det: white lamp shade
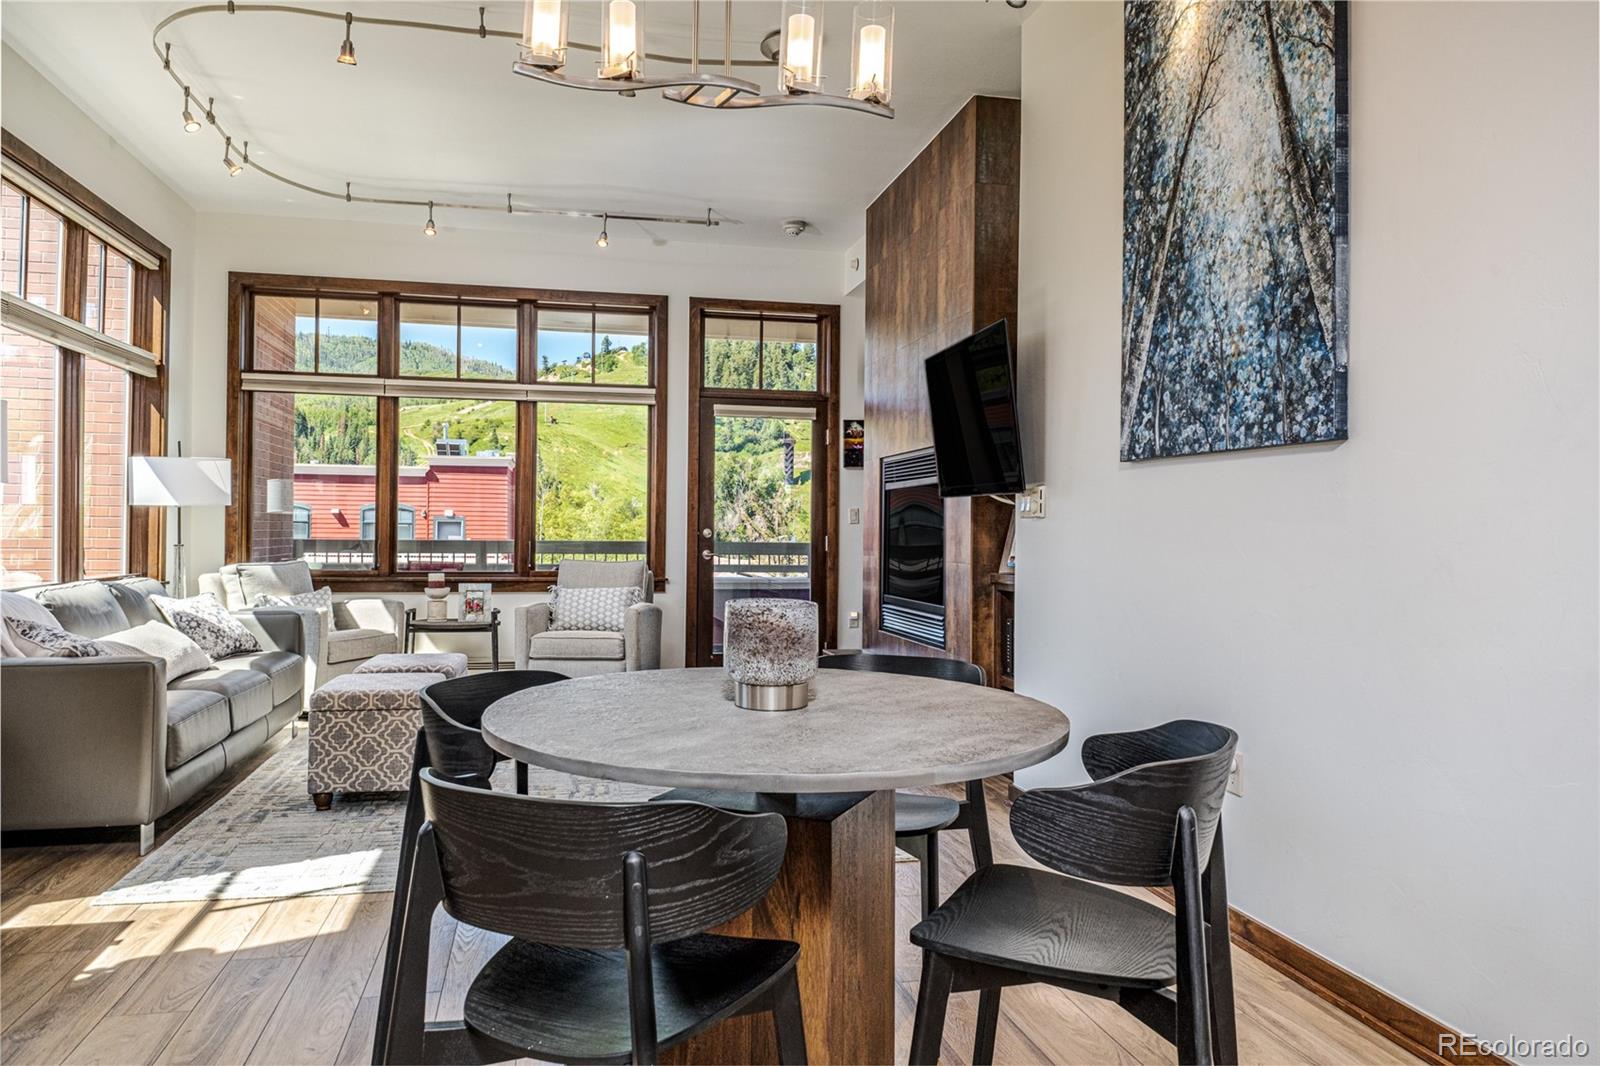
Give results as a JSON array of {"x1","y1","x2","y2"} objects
[
  {"x1": 128, "y1": 456, "x2": 233, "y2": 507},
  {"x1": 265, "y1": 478, "x2": 295, "y2": 514}
]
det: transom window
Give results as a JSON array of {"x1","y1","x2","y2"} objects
[
  {"x1": 231, "y1": 274, "x2": 666, "y2": 588},
  {"x1": 702, "y1": 312, "x2": 820, "y2": 392}
]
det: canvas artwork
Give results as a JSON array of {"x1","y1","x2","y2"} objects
[{"x1": 1122, "y1": 0, "x2": 1348, "y2": 461}]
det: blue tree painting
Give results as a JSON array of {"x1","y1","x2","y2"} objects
[{"x1": 1122, "y1": 0, "x2": 1348, "y2": 461}]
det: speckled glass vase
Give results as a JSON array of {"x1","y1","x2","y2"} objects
[{"x1": 723, "y1": 598, "x2": 819, "y2": 711}]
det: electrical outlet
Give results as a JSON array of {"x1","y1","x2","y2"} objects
[
  {"x1": 1227, "y1": 752, "x2": 1243, "y2": 796},
  {"x1": 848, "y1": 610, "x2": 861, "y2": 629},
  {"x1": 848, "y1": 507, "x2": 861, "y2": 525},
  {"x1": 1017, "y1": 485, "x2": 1046, "y2": 519}
]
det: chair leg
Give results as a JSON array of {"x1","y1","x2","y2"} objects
[
  {"x1": 963, "y1": 779, "x2": 995, "y2": 869},
  {"x1": 1203, "y1": 823, "x2": 1238, "y2": 1065},
  {"x1": 909, "y1": 951, "x2": 955, "y2": 1066},
  {"x1": 515, "y1": 761, "x2": 529, "y2": 795},
  {"x1": 972, "y1": 988, "x2": 1001, "y2": 1066},
  {"x1": 1172, "y1": 807, "x2": 1215, "y2": 1066},
  {"x1": 770, "y1": 966, "x2": 808, "y2": 1065},
  {"x1": 920, "y1": 831, "x2": 941, "y2": 918}
]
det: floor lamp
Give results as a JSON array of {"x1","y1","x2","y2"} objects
[{"x1": 128, "y1": 446, "x2": 232, "y2": 597}]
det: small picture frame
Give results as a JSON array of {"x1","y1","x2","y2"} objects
[
  {"x1": 459, "y1": 582, "x2": 492, "y2": 623},
  {"x1": 842, "y1": 419, "x2": 865, "y2": 469}
]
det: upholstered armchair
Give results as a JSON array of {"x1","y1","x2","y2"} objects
[
  {"x1": 200, "y1": 560, "x2": 405, "y2": 692},
  {"x1": 513, "y1": 560, "x2": 661, "y2": 677}
]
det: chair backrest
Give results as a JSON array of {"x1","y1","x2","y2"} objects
[
  {"x1": 418, "y1": 769, "x2": 788, "y2": 947},
  {"x1": 201, "y1": 561, "x2": 315, "y2": 610},
  {"x1": 1010, "y1": 719, "x2": 1236, "y2": 887},
  {"x1": 818, "y1": 651, "x2": 985, "y2": 686},
  {"x1": 419, "y1": 670, "x2": 569, "y2": 783},
  {"x1": 555, "y1": 559, "x2": 653, "y2": 603}
]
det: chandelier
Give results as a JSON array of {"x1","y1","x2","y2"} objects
[{"x1": 516, "y1": 0, "x2": 896, "y2": 118}]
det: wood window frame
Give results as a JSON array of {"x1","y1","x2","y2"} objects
[
  {"x1": 225, "y1": 272, "x2": 668, "y2": 592},
  {"x1": 686, "y1": 297, "x2": 842, "y2": 663},
  {"x1": 1, "y1": 130, "x2": 171, "y2": 586}
]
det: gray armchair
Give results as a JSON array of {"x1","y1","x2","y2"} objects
[
  {"x1": 200, "y1": 560, "x2": 405, "y2": 693},
  {"x1": 514, "y1": 560, "x2": 661, "y2": 677}
]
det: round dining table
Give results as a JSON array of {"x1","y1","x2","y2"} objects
[{"x1": 481, "y1": 666, "x2": 1070, "y2": 1066}]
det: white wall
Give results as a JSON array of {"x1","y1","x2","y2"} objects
[
  {"x1": 1, "y1": 44, "x2": 198, "y2": 549},
  {"x1": 187, "y1": 212, "x2": 864, "y2": 665},
  {"x1": 1014, "y1": 0, "x2": 1598, "y2": 1054}
]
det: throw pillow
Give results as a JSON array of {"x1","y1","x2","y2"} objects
[
  {"x1": 152, "y1": 592, "x2": 262, "y2": 659},
  {"x1": 548, "y1": 585, "x2": 642, "y2": 632},
  {"x1": 253, "y1": 586, "x2": 334, "y2": 613},
  {"x1": 5, "y1": 616, "x2": 112, "y2": 658},
  {"x1": 1, "y1": 591, "x2": 66, "y2": 658},
  {"x1": 96, "y1": 621, "x2": 212, "y2": 682}
]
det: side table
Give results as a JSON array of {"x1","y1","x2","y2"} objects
[{"x1": 403, "y1": 607, "x2": 501, "y2": 671}]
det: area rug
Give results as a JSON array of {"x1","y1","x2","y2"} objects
[{"x1": 93, "y1": 732, "x2": 661, "y2": 905}]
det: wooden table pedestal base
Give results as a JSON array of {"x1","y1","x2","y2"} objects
[{"x1": 665, "y1": 789, "x2": 896, "y2": 1065}]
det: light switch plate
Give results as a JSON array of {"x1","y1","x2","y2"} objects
[
  {"x1": 848, "y1": 507, "x2": 861, "y2": 525},
  {"x1": 848, "y1": 610, "x2": 861, "y2": 629},
  {"x1": 1017, "y1": 485, "x2": 1046, "y2": 519}
]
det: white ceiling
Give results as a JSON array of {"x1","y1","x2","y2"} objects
[{"x1": 2, "y1": 1, "x2": 1023, "y2": 250}]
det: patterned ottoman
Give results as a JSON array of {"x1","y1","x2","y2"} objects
[
  {"x1": 353, "y1": 652, "x2": 469, "y2": 677},
  {"x1": 308, "y1": 671, "x2": 445, "y2": 810}
]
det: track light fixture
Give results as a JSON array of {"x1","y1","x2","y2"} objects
[
  {"x1": 152, "y1": 10, "x2": 732, "y2": 235},
  {"x1": 181, "y1": 87, "x2": 201, "y2": 133},
  {"x1": 337, "y1": 12, "x2": 357, "y2": 65}
]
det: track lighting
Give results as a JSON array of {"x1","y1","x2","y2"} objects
[
  {"x1": 423, "y1": 201, "x2": 437, "y2": 237},
  {"x1": 596, "y1": 214, "x2": 609, "y2": 248},
  {"x1": 181, "y1": 87, "x2": 201, "y2": 132},
  {"x1": 223, "y1": 137, "x2": 243, "y2": 177},
  {"x1": 337, "y1": 12, "x2": 357, "y2": 65}
]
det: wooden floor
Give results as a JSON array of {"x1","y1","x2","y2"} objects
[{"x1": 1, "y1": 736, "x2": 1419, "y2": 1066}]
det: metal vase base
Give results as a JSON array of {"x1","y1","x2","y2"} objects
[{"x1": 734, "y1": 681, "x2": 811, "y2": 712}]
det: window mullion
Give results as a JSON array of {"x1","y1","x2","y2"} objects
[{"x1": 375, "y1": 394, "x2": 398, "y2": 576}]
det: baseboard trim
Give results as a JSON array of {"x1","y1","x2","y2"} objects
[{"x1": 1150, "y1": 886, "x2": 1510, "y2": 1066}]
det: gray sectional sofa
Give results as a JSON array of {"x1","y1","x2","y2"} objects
[{"x1": 0, "y1": 577, "x2": 308, "y2": 853}]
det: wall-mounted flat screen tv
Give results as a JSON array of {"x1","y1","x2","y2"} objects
[{"x1": 924, "y1": 320, "x2": 1026, "y2": 496}]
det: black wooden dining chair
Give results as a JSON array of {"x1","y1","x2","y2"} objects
[
  {"x1": 371, "y1": 670, "x2": 569, "y2": 1063},
  {"x1": 420, "y1": 669, "x2": 569, "y2": 793},
  {"x1": 907, "y1": 719, "x2": 1239, "y2": 1066},
  {"x1": 817, "y1": 653, "x2": 991, "y2": 916},
  {"x1": 376, "y1": 769, "x2": 808, "y2": 1066}
]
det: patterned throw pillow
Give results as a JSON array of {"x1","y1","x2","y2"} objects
[
  {"x1": 253, "y1": 586, "x2": 334, "y2": 613},
  {"x1": 152, "y1": 592, "x2": 262, "y2": 659},
  {"x1": 548, "y1": 585, "x2": 642, "y2": 632},
  {"x1": 5, "y1": 616, "x2": 113, "y2": 658}
]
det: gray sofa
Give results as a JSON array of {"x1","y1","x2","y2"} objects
[
  {"x1": 0, "y1": 577, "x2": 307, "y2": 853},
  {"x1": 200, "y1": 561, "x2": 405, "y2": 692},
  {"x1": 512, "y1": 559, "x2": 662, "y2": 677}
]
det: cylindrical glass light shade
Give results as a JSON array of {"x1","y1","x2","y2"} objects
[
  {"x1": 600, "y1": 0, "x2": 643, "y2": 79},
  {"x1": 850, "y1": 3, "x2": 893, "y2": 105},
  {"x1": 779, "y1": 1, "x2": 824, "y2": 94},
  {"x1": 522, "y1": 0, "x2": 568, "y2": 68}
]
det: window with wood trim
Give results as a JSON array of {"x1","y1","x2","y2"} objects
[
  {"x1": 229, "y1": 274, "x2": 666, "y2": 589},
  {"x1": 0, "y1": 133, "x2": 170, "y2": 590}
]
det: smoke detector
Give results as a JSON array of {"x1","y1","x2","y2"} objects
[{"x1": 781, "y1": 219, "x2": 810, "y2": 238}]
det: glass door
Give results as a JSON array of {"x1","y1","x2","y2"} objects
[{"x1": 693, "y1": 404, "x2": 826, "y2": 665}]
